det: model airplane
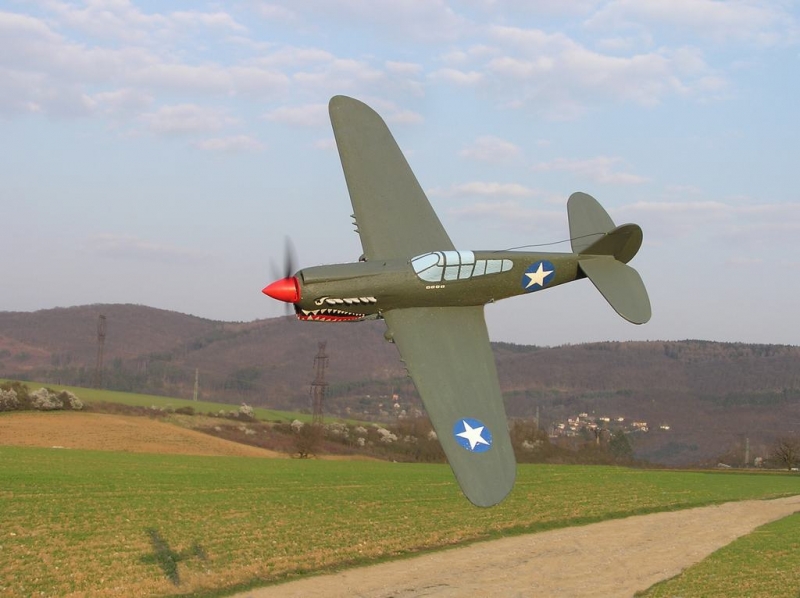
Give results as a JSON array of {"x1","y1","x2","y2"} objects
[{"x1": 263, "y1": 95, "x2": 651, "y2": 507}]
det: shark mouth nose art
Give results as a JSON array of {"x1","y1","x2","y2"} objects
[{"x1": 297, "y1": 308, "x2": 366, "y2": 322}]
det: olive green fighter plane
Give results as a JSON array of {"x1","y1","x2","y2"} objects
[{"x1": 263, "y1": 95, "x2": 651, "y2": 507}]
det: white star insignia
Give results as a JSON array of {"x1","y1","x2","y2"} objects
[
  {"x1": 524, "y1": 263, "x2": 553, "y2": 289},
  {"x1": 456, "y1": 420, "x2": 490, "y2": 450}
]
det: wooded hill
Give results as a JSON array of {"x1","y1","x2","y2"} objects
[{"x1": 2, "y1": 304, "x2": 799, "y2": 466}]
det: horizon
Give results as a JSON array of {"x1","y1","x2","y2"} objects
[
  {"x1": 3, "y1": 301, "x2": 798, "y2": 349},
  {"x1": 2, "y1": 2, "x2": 798, "y2": 346}
]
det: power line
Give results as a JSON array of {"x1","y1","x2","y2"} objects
[{"x1": 93, "y1": 314, "x2": 106, "y2": 388}]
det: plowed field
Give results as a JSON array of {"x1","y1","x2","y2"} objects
[{"x1": 0, "y1": 411, "x2": 283, "y2": 458}]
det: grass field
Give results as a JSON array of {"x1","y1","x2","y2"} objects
[
  {"x1": 1, "y1": 446, "x2": 798, "y2": 598},
  {"x1": 0, "y1": 379, "x2": 311, "y2": 423},
  {"x1": 639, "y1": 513, "x2": 800, "y2": 598}
]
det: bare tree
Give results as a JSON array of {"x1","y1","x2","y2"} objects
[
  {"x1": 771, "y1": 436, "x2": 800, "y2": 471},
  {"x1": 295, "y1": 423, "x2": 322, "y2": 459}
]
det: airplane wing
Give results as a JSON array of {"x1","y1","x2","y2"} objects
[
  {"x1": 329, "y1": 95, "x2": 455, "y2": 261},
  {"x1": 383, "y1": 306, "x2": 516, "y2": 507}
]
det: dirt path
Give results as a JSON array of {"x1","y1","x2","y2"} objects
[{"x1": 230, "y1": 495, "x2": 800, "y2": 598}]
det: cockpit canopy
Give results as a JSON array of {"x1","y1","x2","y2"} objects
[{"x1": 411, "y1": 251, "x2": 512, "y2": 283}]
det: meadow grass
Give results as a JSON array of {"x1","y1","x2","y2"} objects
[
  {"x1": 639, "y1": 512, "x2": 800, "y2": 598},
  {"x1": 0, "y1": 379, "x2": 309, "y2": 423},
  {"x1": 1, "y1": 446, "x2": 798, "y2": 597}
]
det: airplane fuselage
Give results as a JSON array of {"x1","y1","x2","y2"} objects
[{"x1": 291, "y1": 250, "x2": 582, "y2": 321}]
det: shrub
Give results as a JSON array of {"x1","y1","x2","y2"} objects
[
  {"x1": 0, "y1": 381, "x2": 31, "y2": 410},
  {"x1": 376, "y1": 428, "x2": 397, "y2": 444},
  {"x1": 0, "y1": 382, "x2": 84, "y2": 413},
  {"x1": 326, "y1": 422, "x2": 348, "y2": 439},
  {"x1": 0, "y1": 388, "x2": 19, "y2": 412},
  {"x1": 238, "y1": 403, "x2": 255, "y2": 421},
  {"x1": 58, "y1": 391, "x2": 84, "y2": 411},
  {"x1": 31, "y1": 388, "x2": 63, "y2": 411}
]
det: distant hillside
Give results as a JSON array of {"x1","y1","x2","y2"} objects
[{"x1": 2, "y1": 304, "x2": 799, "y2": 466}]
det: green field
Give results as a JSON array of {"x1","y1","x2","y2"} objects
[
  {"x1": 639, "y1": 513, "x2": 800, "y2": 598},
  {"x1": 1, "y1": 446, "x2": 798, "y2": 597},
  {"x1": 0, "y1": 379, "x2": 312, "y2": 423}
]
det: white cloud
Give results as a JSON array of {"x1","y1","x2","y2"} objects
[
  {"x1": 130, "y1": 63, "x2": 288, "y2": 96},
  {"x1": 533, "y1": 156, "x2": 649, "y2": 185},
  {"x1": 386, "y1": 61, "x2": 423, "y2": 76},
  {"x1": 193, "y1": 135, "x2": 265, "y2": 152},
  {"x1": 459, "y1": 136, "x2": 521, "y2": 162},
  {"x1": 263, "y1": 103, "x2": 329, "y2": 127},
  {"x1": 440, "y1": 45, "x2": 499, "y2": 66},
  {"x1": 430, "y1": 68, "x2": 483, "y2": 85},
  {"x1": 0, "y1": 7, "x2": 287, "y2": 121},
  {"x1": 459, "y1": 0, "x2": 603, "y2": 18},
  {"x1": 263, "y1": 0, "x2": 471, "y2": 43},
  {"x1": 430, "y1": 181, "x2": 539, "y2": 198},
  {"x1": 594, "y1": 32, "x2": 655, "y2": 52},
  {"x1": 313, "y1": 137, "x2": 337, "y2": 150},
  {"x1": 293, "y1": 58, "x2": 386, "y2": 95},
  {"x1": 42, "y1": 1, "x2": 247, "y2": 43},
  {"x1": 91, "y1": 88, "x2": 154, "y2": 117},
  {"x1": 250, "y1": 3, "x2": 299, "y2": 23},
  {"x1": 387, "y1": 109, "x2": 424, "y2": 124},
  {"x1": 141, "y1": 104, "x2": 238, "y2": 135},
  {"x1": 587, "y1": 0, "x2": 795, "y2": 46},
  {"x1": 252, "y1": 46, "x2": 334, "y2": 69},
  {"x1": 448, "y1": 200, "x2": 563, "y2": 234},
  {"x1": 169, "y1": 11, "x2": 248, "y2": 33},
  {"x1": 623, "y1": 199, "x2": 800, "y2": 246},
  {"x1": 40, "y1": 0, "x2": 167, "y2": 43},
  {"x1": 437, "y1": 24, "x2": 729, "y2": 117}
]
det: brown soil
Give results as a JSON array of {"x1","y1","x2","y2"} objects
[
  {"x1": 229, "y1": 495, "x2": 800, "y2": 598},
  {"x1": 0, "y1": 411, "x2": 284, "y2": 458}
]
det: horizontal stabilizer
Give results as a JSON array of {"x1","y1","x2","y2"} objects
[
  {"x1": 580, "y1": 223, "x2": 643, "y2": 264},
  {"x1": 579, "y1": 257, "x2": 651, "y2": 324}
]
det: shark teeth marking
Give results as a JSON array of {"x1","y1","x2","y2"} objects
[{"x1": 297, "y1": 308, "x2": 366, "y2": 322}]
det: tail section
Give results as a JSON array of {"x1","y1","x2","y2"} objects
[{"x1": 567, "y1": 192, "x2": 651, "y2": 325}]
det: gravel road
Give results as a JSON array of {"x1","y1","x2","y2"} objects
[{"x1": 230, "y1": 495, "x2": 800, "y2": 598}]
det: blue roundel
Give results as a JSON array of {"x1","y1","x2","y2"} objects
[
  {"x1": 521, "y1": 260, "x2": 556, "y2": 292},
  {"x1": 453, "y1": 418, "x2": 493, "y2": 453}
]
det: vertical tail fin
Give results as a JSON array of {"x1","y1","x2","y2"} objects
[{"x1": 567, "y1": 192, "x2": 615, "y2": 253}]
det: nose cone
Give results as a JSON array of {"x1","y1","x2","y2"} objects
[{"x1": 262, "y1": 276, "x2": 301, "y2": 303}]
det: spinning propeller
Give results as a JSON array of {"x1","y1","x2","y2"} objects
[{"x1": 263, "y1": 238, "x2": 301, "y2": 313}]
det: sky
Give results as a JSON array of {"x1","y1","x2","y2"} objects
[{"x1": 1, "y1": 0, "x2": 799, "y2": 347}]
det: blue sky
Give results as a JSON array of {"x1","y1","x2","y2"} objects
[{"x1": 1, "y1": 0, "x2": 798, "y2": 346}]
